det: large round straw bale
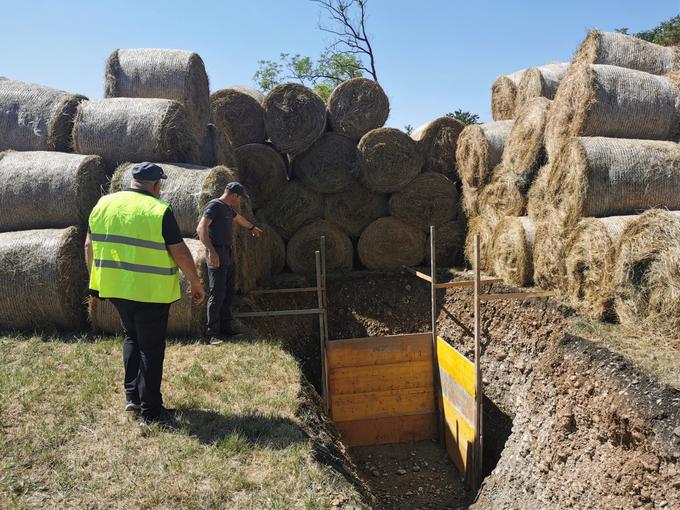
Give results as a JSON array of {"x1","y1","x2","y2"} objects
[
  {"x1": 427, "y1": 218, "x2": 466, "y2": 267},
  {"x1": 230, "y1": 199, "x2": 258, "y2": 294},
  {"x1": 199, "y1": 124, "x2": 237, "y2": 168},
  {"x1": 263, "y1": 83, "x2": 326, "y2": 154},
  {"x1": 613, "y1": 209, "x2": 680, "y2": 337},
  {"x1": 388, "y1": 172, "x2": 459, "y2": 231},
  {"x1": 526, "y1": 163, "x2": 555, "y2": 222},
  {"x1": 233, "y1": 143, "x2": 288, "y2": 209},
  {"x1": 491, "y1": 69, "x2": 526, "y2": 121},
  {"x1": 572, "y1": 30, "x2": 680, "y2": 75},
  {"x1": 544, "y1": 64, "x2": 680, "y2": 158},
  {"x1": 105, "y1": 48, "x2": 209, "y2": 141},
  {"x1": 358, "y1": 127, "x2": 423, "y2": 193},
  {"x1": 477, "y1": 174, "x2": 526, "y2": 217},
  {"x1": 0, "y1": 151, "x2": 107, "y2": 231},
  {"x1": 490, "y1": 216, "x2": 535, "y2": 286},
  {"x1": 88, "y1": 238, "x2": 208, "y2": 337},
  {"x1": 461, "y1": 184, "x2": 480, "y2": 219},
  {"x1": 327, "y1": 78, "x2": 390, "y2": 140},
  {"x1": 464, "y1": 214, "x2": 499, "y2": 272},
  {"x1": 323, "y1": 183, "x2": 388, "y2": 237},
  {"x1": 256, "y1": 180, "x2": 324, "y2": 239},
  {"x1": 563, "y1": 215, "x2": 635, "y2": 320},
  {"x1": 0, "y1": 78, "x2": 86, "y2": 152},
  {"x1": 286, "y1": 219, "x2": 353, "y2": 275},
  {"x1": 210, "y1": 88, "x2": 266, "y2": 147},
  {"x1": 0, "y1": 227, "x2": 87, "y2": 331},
  {"x1": 72, "y1": 98, "x2": 196, "y2": 167},
  {"x1": 111, "y1": 162, "x2": 235, "y2": 236},
  {"x1": 410, "y1": 116, "x2": 465, "y2": 179},
  {"x1": 516, "y1": 63, "x2": 569, "y2": 107},
  {"x1": 532, "y1": 220, "x2": 569, "y2": 290},
  {"x1": 457, "y1": 121, "x2": 514, "y2": 189},
  {"x1": 230, "y1": 86, "x2": 265, "y2": 104},
  {"x1": 292, "y1": 132, "x2": 359, "y2": 193},
  {"x1": 549, "y1": 137, "x2": 680, "y2": 227},
  {"x1": 358, "y1": 217, "x2": 426, "y2": 269},
  {"x1": 254, "y1": 223, "x2": 286, "y2": 285}
]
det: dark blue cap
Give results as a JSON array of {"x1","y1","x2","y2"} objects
[
  {"x1": 131, "y1": 162, "x2": 167, "y2": 181},
  {"x1": 226, "y1": 181, "x2": 250, "y2": 199}
]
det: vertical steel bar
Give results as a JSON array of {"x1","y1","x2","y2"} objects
[
  {"x1": 320, "y1": 236, "x2": 330, "y2": 415},
  {"x1": 473, "y1": 234, "x2": 483, "y2": 491},
  {"x1": 430, "y1": 226, "x2": 444, "y2": 446},
  {"x1": 315, "y1": 250, "x2": 329, "y2": 414}
]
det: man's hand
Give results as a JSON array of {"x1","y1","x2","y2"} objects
[
  {"x1": 208, "y1": 249, "x2": 220, "y2": 268},
  {"x1": 250, "y1": 226, "x2": 264, "y2": 238},
  {"x1": 190, "y1": 281, "x2": 206, "y2": 305}
]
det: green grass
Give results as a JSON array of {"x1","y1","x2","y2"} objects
[{"x1": 0, "y1": 334, "x2": 366, "y2": 509}]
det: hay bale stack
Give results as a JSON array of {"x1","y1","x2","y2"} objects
[
  {"x1": 490, "y1": 216, "x2": 535, "y2": 286},
  {"x1": 0, "y1": 78, "x2": 86, "y2": 152},
  {"x1": 230, "y1": 199, "x2": 258, "y2": 294},
  {"x1": 327, "y1": 78, "x2": 390, "y2": 140},
  {"x1": 457, "y1": 121, "x2": 514, "y2": 190},
  {"x1": 532, "y1": 220, "x2": 569, "y2": 290},
  {"x1": 548, "y1": 137, "x2": 680, "y2": 227},
  {"x1": 613, "y1": 209, "x2": 680, "y2": 337},
  {"x1": 410, "y1": 116, "x2": 465, "y2": 180},
  {"x1": 516, "y1": 63, "x2": 569, "y2": 107},
  {"x1": 210, "y1": 88, "x2": 266, "y2": 147},
  {"x1": 358, "y1": 128, "x2": 423, "y2": 193},
  {"x1": 461, "y1": 184, "x2": 481, "y2": 219},
  {"x1": 257, "y1": 180, "x2": 324, "y2": 239},
  {"x1": 544, "y1": 64, "x2": 680, "y2": 158},
  {"x1": 563, "y1": 215, "x2": 635, "y2": 320},
  {"x1": 234, "y1": 143, "x2": 288, "y2": 209},
  {"x1": 111, "y1": 162, "x2": 235, "y2": 236},
  {"x1": 323, "y1": 183, "x2": 388, "y2": 238},
  {"x1": 526, "y1": 163, "x2": 554, "y2": 221},
  {"x1": 572, "y1": 30, "x2": 680, "y2": 74},
  {"x1": 72, "y1": 98, "x2": 196, "y2": 167},
  {"x1": 263, "y1": 83, "x2": 326, "y2": 154},
  {"x1": 292, "y1": 132, "x2": 359, "y2": 193},
  {"x1": 477, "y1": 174, "x2": 526, "y2": 217},
  {"x1": 254, "y1": 224, "x2": 286, "y2": 285},
  {"x1": 0, "y1": 151, "x2": 107, "y2": 231},
  {"x1": 358, "y1": 217, "x2": 426, "y2": 269},
  {"x1": 491, "y1": 69, "x2": 526, "y2": 120},
  {"x1": 199, "y1": 124, "x2": 237, "y2": 168},
  {"x1": 389, "y1": 172, "x2": 459, "y2": 231},
  {"x1": 464, "y1": 215, "x2": 499, "y2": 272},
  {"x1": 286, "y1": 220, "x2": 353, "y2": 275},
  {"x1": 105, "y1": 48, "x2": 209, "y2": 140},
  {"x1": 88, "y1": 238, "x2": 208, "y2": 336},
  {"x1": 427, "y1": 218, "x2": 466, "y2": 267},
  {"x1": 230, "y1": 86, "x2": 265, "y2": 104},
  {"x1": 0, "y1": 227, "x2": 87, "y2": 331}
]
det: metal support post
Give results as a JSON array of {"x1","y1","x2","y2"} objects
[
  {"x1": 430, "y1": 226, "x2": 445, "y2": 446},
  {"x1": 473, "y1": 234, "x2": 483, "y2": 491}
]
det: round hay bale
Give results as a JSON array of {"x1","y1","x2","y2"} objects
[
  {"x1": 461, "y1": 184, "x2": 480, "y2": 219},
  {"x1": 0, "y1": 78, "x2": 86, "y2": 152},
  {"x1": 88, "y1": 238, "x2": 209, "y2": 337},
  {"x1": 263, "y1": 83, "x2": 326, "y2": 154},
  {"x1": 526, "y1": 163, "x2": 555, "y2": 222},
  {"x1": 199, "y1": 124, "x2": 238, "y2": 168},
  {"x1": 323, "y1": 183, "x2": 388, "y2": 238},
  {"x1": 105, "y1": 48, "x2": 210, "y2": 141},
  {"x1": 613, "y1": 209, "x2": 680, "y2": 337},
  {"x1": 516, "y1": 63, "x2": 569, "y2": 107},
  {"x1": 426, "y1": 218, "x2": 466, "y2": 267},
  {"x1": 111, "y1": 162, "x2": 236, "y2": 236},
  {"x1": 230, "y1": 86, "x2": 265, "y2": 104},
  {"x1": 358, "y1": 217, "x2": 426, "y2": 269},
  {"x1": 457, "y1": 121, "x2": 514, "y2": 189},
  {"x1": 544, "y1": 64, "x2": 680, "y2": 158},
  {"x1": 256, "y1": 180, "x2": 324, "y2": 239},
  {"x1": 292, "y1": 132, "x2": 359, "y2": 193},
  {"x1": 72, "y1": 98, "x2": 196, "y2": 167},
  {"x1": 532, "y1": 220, "x2": 569, "y2": 290},
  {"x1": 410, "y1": 116, "x2": 465, "y2": 180},
  {"x1": 254, "y1": 223, "x2": 286, "y2": 285},
  {"x1": 388, "y1": 172, "x2": 459, "y2": 231},
  {"x1": 477, "y1": 173, "x2": 526, "y2": 217},
  {"x1": 358, "y1": 127, "x2": 423, "y2": 193},
  {"x1": 549, "y1": 137, "x2": 680, "y2": 227},
  {"x1": 572, "y1": 30, "x2": 680, "y2": 75},
  {"x1": 327, "y1": 78, "x2": 390, "y2": 140},
  {"x1": 286, "y1": 219, "x2": 353, "y2": 275},
  {"x1": 0, "y1": 151, "x2": 107, "y2": 231},
  {"x1": 210, "y1": 88, "x2": 266, "y2": 147},
  {"x1": 233, "y1": 143, "x2": 288, "y2": 209},
  {"x1": 490, "y1": 216, "x2": 535, "y2": 286},
  {"x1": 464, "y1": 214, "x2": 499, "y2": 272},
  {"x1": 491, "y1": 69, "x2": 526, "y2": 121},
  {"x1": 0, "y1": 227, "x2": 87, "y2": 331},
  {"x1": 229, "y1": 199, "x2": 258, "y2": 294},
  {"x1": 563, "y1": 215, "x2": 635, "y2": 320}
]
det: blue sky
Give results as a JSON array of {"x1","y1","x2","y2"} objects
[{"x1": 1, "y1": 0, "x2": 678, "y2": 129}]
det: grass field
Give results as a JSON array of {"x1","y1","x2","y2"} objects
[{"x1": 0, "y1": 334, "x2": 367, "y2": 509}]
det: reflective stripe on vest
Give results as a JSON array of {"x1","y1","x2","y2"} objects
[{"x1": 88, "y1": 191, "x2": 181, "y2": 303}]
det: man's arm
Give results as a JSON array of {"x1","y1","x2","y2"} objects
[
  {"x1": 84, "y1": 232, "x2": 93, "y2": 274},
  {"x1": 196, "y1": 216, "x2": 220, "y2": 267},
  {"x1": 167, "y1": 242, "x2": 206, "y2": 304},
  {"x1": 234, "y1": 214, "x2": 264, "y2": 237}
]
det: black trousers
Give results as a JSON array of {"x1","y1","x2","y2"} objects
[
  {"x1": 206, "y1": 245, "x2": 236, "y2": 336},
  {"x1": 110, "y1": 298, "x2": 170, "y2": 419}
]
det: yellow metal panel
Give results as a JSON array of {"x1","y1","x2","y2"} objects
[
  {"x1": 331, "y1": 387, "x2": 435, "y2": 422},
  {"x1": 329, "y1": 360, "x2": 433, "y2": 395},
  {"x1": 436, "y1": 337, "x2": 475, "y2": 397}
]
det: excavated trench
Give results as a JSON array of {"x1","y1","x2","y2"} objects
[{"x1": 242, "y1": 270, "x2": 680, "y2": 509}]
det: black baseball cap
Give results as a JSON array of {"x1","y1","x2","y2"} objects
[
  {"x1": 131, "y1": 162, "x2": 168, "y2": 181},
  {"x1": 226, "y1": 181, "x2": 250, "y2": 199}
]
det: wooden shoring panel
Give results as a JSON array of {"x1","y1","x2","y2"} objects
[
  {"x1": 335, "y1": 413, "x2": 437, "y2": 447},
  {"x1": 331, "y1": 387, "x2": 435, "y2": 422},
  {"x1": 326, "y1": 333, "x2": 432, "y2": 369},
  {"x1": 329, "y1": 360, "x2": 433, "y2": 395}
]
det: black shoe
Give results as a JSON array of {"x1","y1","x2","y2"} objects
[
  {"x1": 139, "y1": 407, "x2": 179, "y2": 431},
  {"x1": 125, "y1": 401, "x2": 141, "y2": 413}
]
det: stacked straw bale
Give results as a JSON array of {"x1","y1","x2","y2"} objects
[
  {"x1": 323, "y1": 183, "x2": 388, "y2": 238},
  {"x1": 327, "y1": 78, "x2": 390, "y2": 140},
  {"x1": 254, "y1": 224, "x2": 286, "y2": 285},
  {"x1": 489, "y1": 216, "x2": 535, "y2": 286},
  {"x1": 526, "y1": 163, "x2": 555, "y2": 221},
  {"x1": 358, "y1": 217, "x2": 426, "y2": 270},
  {"x1": 427, "y1": 218, "x2": 466, "y2": 267},
  {"x1": 199, "y1": 124, "x2": 237, "y2": 168},
  {"x1": 0, "y1": 227, "x2": 87, "y2": 330},
  {"x1": 0, "y1": 151, "x2": 107, "y2": 231},
  {"x1": 210, "y1": 88, "x2": 266, "y2": 147},
  {"x1": 230, "y1": 86, "x2": 265, "y2": 104},
  {"x1": 286, "y1": 220, "x2": 353, "y2": 275},
  {"x1": 257, "y1": 180, "x2": 324, "y2": 240},
  {"x1": 532, "y1": 220, "x2": 569, "y2": 290},
  {"x1": 410, "y1": 116, "x2": 465, "y2": 180},
  {"x1": 491, "y1": 69, "x2": 526, "y2": 120},
  {"x1": 234, "y1": 144, "x2": 288, "y2": 208},
  {"x1": 388, "y1": 172, "x2": 459, "y2": 231},
  {"x1": 516, "y1": 63, "x2": 569, "y2": 107},
  {"x1": 464, "y1": 214, "x2": 499, "y2": 272},
  {"x1": 292, "y1": 132, "x2": 359, "y2": 194},
  {"x1": 0, "y1": 78, "x2": 86, "y2": 152}
]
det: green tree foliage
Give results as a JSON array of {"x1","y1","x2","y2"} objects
[
  {"x1": 404, "y1": 124, "x2": 414, "y2": 135},
  {"x1": 446, "y1": 109, "x2": 480, "y2": 126},
  {"x1": 615, "y1": 14, "x2": 680, "y2": 46}
]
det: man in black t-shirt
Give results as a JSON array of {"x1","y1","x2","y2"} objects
[{"x1": 196, "y1": 182, "x2": 263, "y2": 342}]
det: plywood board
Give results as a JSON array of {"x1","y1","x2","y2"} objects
[
  {"x1": 336, "y1": 413, "x2": 436, "y2": 446},
  {"x1": 437, "y1": 337, "x2": 475, "y2": 397},
  {"x1": 442, "y1": 396, "x2": 475, "y2": 477},
  {"x1": 331, "y1": 387, "x2": 435, "y2": 422},
  {"x1": 329, "y1": 360, "x2": 433, "y2": 395},
  {"x1": 327, "y1": 333, "x2": 432, "y2": 369}
]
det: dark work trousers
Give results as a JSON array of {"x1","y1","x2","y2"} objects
[
  {"x1": 206, "y1": 245, "x2": 236, "y2": 336},
  {"x1": 110, "y1": 298, "x2": 171, "y2": 419}
]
